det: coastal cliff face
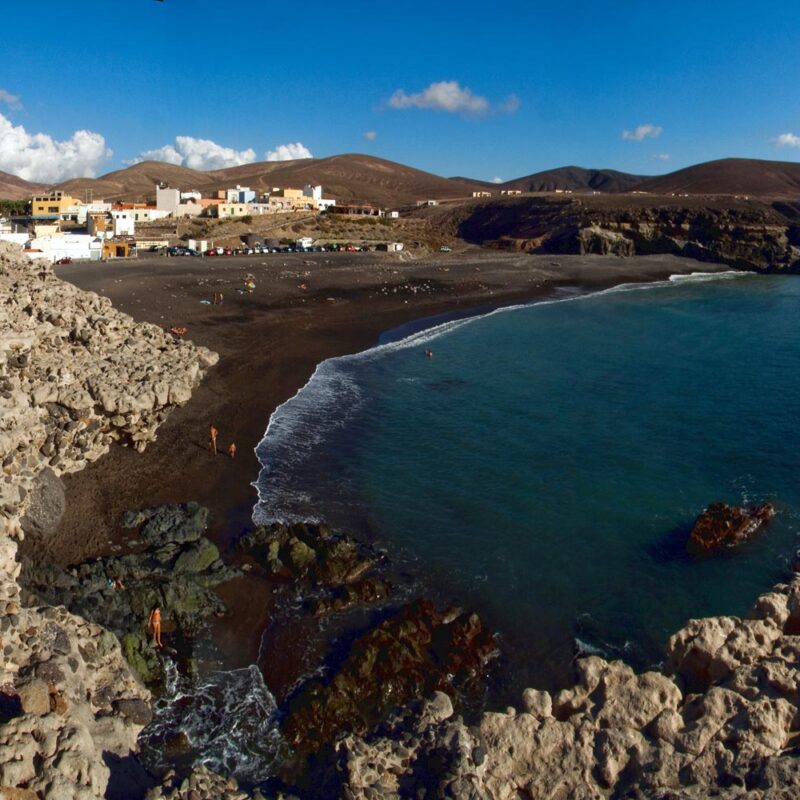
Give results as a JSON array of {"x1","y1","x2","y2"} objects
[
  {"x1": 337, "y1": 578, "x2": 800, "y2": 798},
  {"x1": 437, "y1": 196, "x2": 800, "y2": 273},
  {"x1": 0, "y1": 242, "x2": 217, "y2": 798}
]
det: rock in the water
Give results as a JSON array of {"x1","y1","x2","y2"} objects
[
  {"x1": 282, "y1": 598, "x2": 498, "y2": 756},
  {"x1": 688, "y1": 502, "x2": 776, "y2": 553}
]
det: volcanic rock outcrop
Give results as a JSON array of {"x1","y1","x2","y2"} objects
[
  {"x1": 0, "y1": 242, "x2": 217, "y2": 798},
  {"x1": 437, "y1": 195, "x2": 800, "y2": 272},
  {"x1": 336, "y1": 575, "x2": 800, "y2": 798},
  {"x1": 688, "y1": 502, "x2": 776, "y2": 553}
]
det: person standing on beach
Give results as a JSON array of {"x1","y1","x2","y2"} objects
[
  {"x1": 227, "y1": 442, "x2": 237, "y2": 459},
  {"x1": 209, "y1": 424, "x2": 219, "y2": 455},
  {"x1": 148, "y1": 607, "x2": 162, "y2": 649}
]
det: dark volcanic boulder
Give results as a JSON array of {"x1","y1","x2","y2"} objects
[
  {"x1": 122, "y1": 502, "x2": 209, "y2": 546},
  {"x1": 688, "y1": 502, "x2": 776, "y2": 553},
  {"x1": 282, "y1": 599, "x2": 499, "y2": 755},
  {"x1": 19, "y1": 468, "x2": 66, "y2": 540}
]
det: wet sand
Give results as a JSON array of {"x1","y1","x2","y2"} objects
[{"x1": 39, "y1": 249, "x2": 727, "y2": 673}]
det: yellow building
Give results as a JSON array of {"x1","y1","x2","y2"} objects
[
  {"x1": 211, "y1": 203, "x2": 251, "y2": 218},
  {"x1": 268, "y1": 188, "x2": 315, "y2": 211},
  {"x1": 102, "y1": 240, "x2": 134, "y2": 259},
  {"x1": 31, "y1": 191, "x2": 81, "y2": 217}
]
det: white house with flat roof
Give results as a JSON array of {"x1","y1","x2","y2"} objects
[{"x1": 111, "y1": 210, "x2": 135, "y2": 237}]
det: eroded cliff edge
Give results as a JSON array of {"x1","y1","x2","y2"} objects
[{"x1": 0, "y1": 241, "x2": 218, "y2": 798}]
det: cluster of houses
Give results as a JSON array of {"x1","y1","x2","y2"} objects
[{"x1": 0, "y1": 182, "x2": 352, "y2": 263}]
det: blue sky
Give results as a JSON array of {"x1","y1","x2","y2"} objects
[{"x1": 2, "y1": 0, "x2": 800, "y2": 183}]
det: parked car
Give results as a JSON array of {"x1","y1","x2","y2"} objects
[
  {"x1": 54, "y1": 257, "x2": 72, "y2": 265},
  {"x1": 206, "y1": 248, "x2": 216, "y2": 256},
  {"x1": 223, "y1": 248, "x2": 233, "y2": 255},
  {"x1": 439, "y1": 246, "x2": 452, "y2": 253}
]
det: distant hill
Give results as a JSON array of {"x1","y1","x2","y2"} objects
[
  {"x1": 29, "y1": 155, "x2": 800, "y2": 206},
  {"x1": 56, "y1": 162, "x2": 216, "y2": 203},
  {"x1": 634, "y1": 158, "x2": 800, "y2": 198},
  {"x1": 501, "y1": 166, "x2": 647, "y2": 194},
  {"x1": 0, "y1": 170, "x2": 46, "y2": 200},
  {"x1": 55, "y1": 154, "x2": 491, "y2": 206}
]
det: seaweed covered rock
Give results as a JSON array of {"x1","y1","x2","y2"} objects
[
  {"x1": 688, "y1": 502, "x2": 776, "y2": 553},
  {"x1": 20, "y1": 503, "x2": 239, "y2": 686},
  {"x1": 240, "y1": 522, "x2": 379, "y2": 585},
  {"x1": 282, "y1": 598, "x2": 499, "y2": 755}
]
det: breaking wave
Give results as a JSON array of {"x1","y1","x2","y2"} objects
[{"x1": 139, "y1": 663, "x2": 286, "y2": 784}]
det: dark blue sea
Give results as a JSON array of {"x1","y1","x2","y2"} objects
[{"x1": 254, "y1": 270, "x2": 800, "y2": 692}]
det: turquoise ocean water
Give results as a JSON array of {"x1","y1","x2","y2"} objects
[{"x1": 254, "y1": 271, "x2": 800, "y2": 693}]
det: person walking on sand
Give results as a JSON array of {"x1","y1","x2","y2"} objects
[
  {"x1": 227, "y1": 442, "x2": 237, "y2": 459},
  {"x1": 148, "y1": 607, "x2": 162, "y2": 649},
  {"x1": 209, "y1": 424, "x2": 219, "y2": 455}
]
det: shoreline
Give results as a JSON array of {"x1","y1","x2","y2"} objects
[{"x1": 42, "y1": 251, "x2": 731, "y2": 686}]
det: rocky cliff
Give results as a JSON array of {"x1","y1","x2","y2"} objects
[
  {"x1": 0, "y1": 242, "x2": 217, "y2": 798},
  {"x1": 337, "y1": 576, "x2": 800, "y2": 798},
  {"x1": 436, "y1": 195, "x2": 800, "y2": 273}
]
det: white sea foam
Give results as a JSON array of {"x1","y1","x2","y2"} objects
[
  {"x1": 252, "y1": 267, "x2": 758, "y2": 526},
  {"x1": 574, "y1": 637, "x2": 608, "y2": 658},
  {"x1": 668, "y1": 270, "x2": 750, "y2": 283},
  {"x1": 140, "y1": 664, "x2": 285, "y2": 783}
]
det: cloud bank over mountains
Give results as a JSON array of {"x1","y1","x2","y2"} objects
[
  {"x1": 0, "y1": 113, "x2": 111, "y2": 182},
  {"x1": 127, "y1": 137, "x2": 314, "y2": 169},
  {"x1": 265, "y1": 142, "x2": 313, "y2": 161},
  {"x1": 129, "y1": 136, "x2": 256, "y2": 170}
]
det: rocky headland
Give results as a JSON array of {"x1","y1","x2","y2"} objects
[
  {"x1": 3, "y1": 239, "x2": 800, "y2": 798},
  {"x1": 433, "y1": 195, "x2": 800, "y2": 273}
]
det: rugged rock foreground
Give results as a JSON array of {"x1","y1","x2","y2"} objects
[
  {"x1": 2, "y1": 239, "x2": 800, "y2": 798},
  {"x1": 0, "y1": 242, "x2": 217, "y2": 798}
]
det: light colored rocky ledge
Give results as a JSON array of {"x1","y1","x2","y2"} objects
[
  {"x1": 337, "y1": 572, "x2": 800, "y2": 798},
  {"x1": 0, "y1": 242, "x2": 217, "y2": 799}
]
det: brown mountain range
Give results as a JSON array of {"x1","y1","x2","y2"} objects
[
  {"x1": 0, "y1": 170, "x2": 46, "y2": 200},
  {"x1": 55, "y1": 155, "x2": 492, "y2": 207},
  {"x1": 3, "y1": 154, "x2": 799, "y2": 206}
]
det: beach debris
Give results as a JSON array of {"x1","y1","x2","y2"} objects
[
  {"x1": 688, "y1": 501, "x2": 776, "y2": 553},
  {"x1": 167, "y1": 326, "x2": 187, "y2": 336}
]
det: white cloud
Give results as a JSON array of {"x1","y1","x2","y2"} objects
[
  {"x1": 0, "y1": 112, "x2": 111, "y2": 182},
  {"x1": 133, "y1": 144, "x2": 184, "y2": 165},
  {"x1": 363, "y1": 131, "x2": 377, "y2": 141},
  {"x1": 387, "y1": 81, "x2": 517, "y2": 116},
  {"x1": 265, "y1": 142, "x2": 313, "y2": 161},
  {"x1": 0, "y1": 89, "x2": 21, "y2": 110},
  {"x1": 622, "y1": 124, "x2": 663, "y2": 142},
  {"x1": 491, "y1": 176, "x2": 503, "y2": 183},
  {"x1": 652, "y1": 153, "x2": 671, "y2": 161},
  {"x1": 771, "y1": 132, "x2": 800, "y2": 148},
  {"x1": 129, "y1": 135, "x2": 256, "y2": 170}
]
